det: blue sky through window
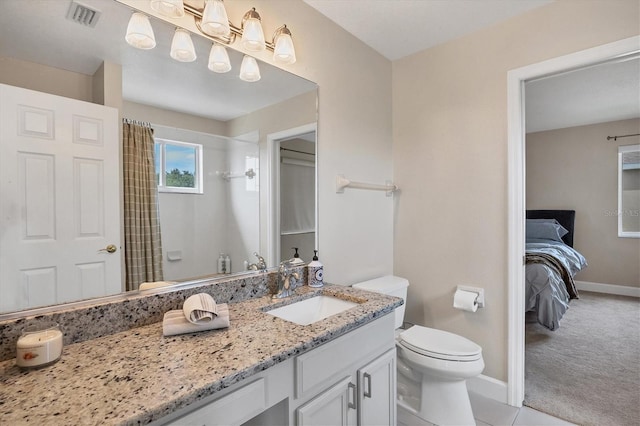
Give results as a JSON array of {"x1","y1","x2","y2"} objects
[{"x1": 165, "y1": 144, "x2": 196, "y2": 173}]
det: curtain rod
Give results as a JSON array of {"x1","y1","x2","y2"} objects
[
  {"x1": 123, "y1": 118, "x2": 152, "y2": 128},
  {"x1": 607, "y1": 133, "x2": 640, "y2": 141},
  {"x1": 280, "y1": 147, "x2": 315, "y2": 156}
]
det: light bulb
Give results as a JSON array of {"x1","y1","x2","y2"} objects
[
  {"x1": 170, "y1": 28, "x2": 197, "y2": 62},
  {"x1": 241, "y1": 9, "x2": 265, "y2": 52},
  {"x1": 273, "y1": 26, "x2": 296, "y2": 64},
  {"x1": 239, "y1": 55, "x2": 261, "y2": 82},
  {"x1": 201, "y1": 0, "x2": 230, "y2": 37},
  {"x1": 208, "y1": 44, "x2": 231, "y2": 73},
  {"x1": 150, "y1": 0, "x2": 185, "y2": 18},
  {"x1": 125, "y1": 12, "x2": 156, "y2": 50}
]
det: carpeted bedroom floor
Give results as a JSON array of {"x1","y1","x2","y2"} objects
[{"x1": 524, "y1": 291, "x2": 640, "y2": 426}]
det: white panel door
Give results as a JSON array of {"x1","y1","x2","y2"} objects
[{"x1": 0, "y1": 83, "x2": 121, "y2": 312}]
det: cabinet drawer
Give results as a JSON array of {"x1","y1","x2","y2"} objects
[
  {"x1": 295, "y1": 313, "x2": 394, "y2": 398},
  {"x1": 168, "y1": 378, "x2": 266, "y2": 426}
]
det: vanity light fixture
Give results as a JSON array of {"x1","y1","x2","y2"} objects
[
  {"x1": 125, "y1": 0, "x2": 297, "y2": 82},
  {"x1": 239, "y1": 55, "x2": 261, "y2": 82},
  {"x1": 150, "y1": 0, "x2": 185, "y2": 18},
  {"x1": 240, "y1": 8, "x2": 266, "y2": 52},
  {"x1": 125, "y1": 12, "x2": 156, "y2": 50},
  {"x1": 170, "y1": 28, "x2": 197, "y2": 62},
  {"x1": 208, "y1": 44, "x2": 231, "y2": 73}
]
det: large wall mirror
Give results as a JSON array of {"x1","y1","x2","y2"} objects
[
  {"x1": 619, "y1": 144, "x2": 640, "y2": 237},
  {"x1": 0, "y1": 0, "x2": 318, "y2": 316}
]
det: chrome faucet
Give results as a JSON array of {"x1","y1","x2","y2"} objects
[
  {"x1": 274, "y1": 259, "x2": 300, "y2": 299},
  {"x1": 247, "y1": 252, "x2": 267, "y2": 272}
]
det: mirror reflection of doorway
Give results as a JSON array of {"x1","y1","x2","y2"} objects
[{"x1": 278, "y1": 132, "x2": 317, "y2": 263}]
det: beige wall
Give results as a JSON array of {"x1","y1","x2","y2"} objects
[
  {"x1": 0, "y1": 56, "x2": 93, "y2": 102},
  {"x1": 122, "y1": 101, "x2": 228, "y2": 136},
  {"x1": 392, "y1": 0, "x2": 639, "y2": 381},
  {"x1": 527, "y1": 119, "x2": 640, "y2": 288}
]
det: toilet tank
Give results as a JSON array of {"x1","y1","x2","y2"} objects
[{"x1": 352, "y1": 275, "x2": 409, "y2": 329}]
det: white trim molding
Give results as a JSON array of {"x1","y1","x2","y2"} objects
[
  {"x1": 467, "y1": 375, "x2": 508, "y2": 405},
  {"x1": 507, "y1": 35, "x2": 640, "y2": 408},
  {"x1": 575, "y1": 281, "x2": 640, "y2": 298}
]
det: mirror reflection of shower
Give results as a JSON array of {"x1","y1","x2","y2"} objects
[
  {"x1": 279, "y1": 132, "x2": 317, "y2": 263},
  {"x1": 153, "y1": 124, "x2": 259, "y2": 281}
]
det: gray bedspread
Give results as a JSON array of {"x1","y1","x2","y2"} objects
[{"x1": 525, "y1": 239, "x2": 587, "y2": 330}]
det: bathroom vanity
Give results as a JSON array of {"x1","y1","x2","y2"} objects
[{"x1": 0, "y1": 280, "x2": 401, "y2": 425}]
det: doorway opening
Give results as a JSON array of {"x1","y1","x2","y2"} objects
[
  {"x1": 266, "y1": 123, "x2": 318, "y2": 267},
  {"x1": 506, "y1": 36, "x2": 640, "y2": 407}
]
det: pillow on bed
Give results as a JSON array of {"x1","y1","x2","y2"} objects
[
  {"x1": 527, "y1": 218, "x2": 559, "y2": 224},
  {"x1": 526, "y1": 220, "x2": 569, "y2": 242}
]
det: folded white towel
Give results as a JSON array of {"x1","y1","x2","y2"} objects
[
  {"x1": 162, "y1": 304, "x2": 230, "y2": 337},
  {"x1": 139, "y1": 281, "x2": 178, "y2": 290},
  {"x1": 183, "y1": 293, "x2": 218, "y2": 324}
]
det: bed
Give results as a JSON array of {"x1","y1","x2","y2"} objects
[{"x1": 525, "y1": 210, "x2": 588, "y2": 330}]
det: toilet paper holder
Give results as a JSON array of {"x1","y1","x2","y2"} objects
[{"x1": 457, "y1": 285, "x2": 485, "y2": 308}]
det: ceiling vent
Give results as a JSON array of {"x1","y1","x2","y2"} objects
[{"x1": 66, "y1": 1, "x2": 101, "y2": 28}]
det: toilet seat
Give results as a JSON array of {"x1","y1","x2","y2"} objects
[{"x1": 398, "y1": 326, "x2": 482, "y2": 362}]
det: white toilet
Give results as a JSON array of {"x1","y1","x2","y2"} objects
[{"x1": 353, "y1": 275, "x2": 484, "y2": 426}]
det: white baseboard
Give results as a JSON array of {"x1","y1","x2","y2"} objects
[
  {"x1": 467, "y1": 374, "x2": 508, "y2": 405},
  {"x1": 575, "y1": 280, "x2": 640, "y2": 298}
]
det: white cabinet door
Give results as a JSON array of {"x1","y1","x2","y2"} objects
[
  {"x1": 358, "y1": 348, "x2": 397, "y2": 426},
  {"x1": 0, "y1": 84, "x2": 121, "y2": 312},
  {"x1": 296, "y1": 376, "x2": 357, "y2": 426}
]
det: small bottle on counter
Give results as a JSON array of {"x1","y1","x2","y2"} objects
[
  {"x1": 290, "y1": 247, "x2": 304, "y2": 265},
  {"x1": 307, "y1": 250, "x2": 324, "y2": 288},
  {"x1": 224, "y1": 254, "x2": 231, "y2": 274},
  {"x1": 217, "y1": 253, "x2": 226, "y2": 274}
]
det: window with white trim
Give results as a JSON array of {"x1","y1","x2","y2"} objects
[{"x1": 155, "y1": 138, "x2": 203, "y2": 194}]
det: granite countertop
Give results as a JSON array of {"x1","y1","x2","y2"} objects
[{"x1": 0, "y1": 284, "x2": 401, "y2": 425}]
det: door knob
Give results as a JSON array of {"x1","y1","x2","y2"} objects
[{"x1": 99, "y1": 244, "x2": 117, "y2": 254}]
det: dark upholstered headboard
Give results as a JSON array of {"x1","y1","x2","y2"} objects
[{"x1": 526, "y1": 210, "x2": 576, "y2": 247}]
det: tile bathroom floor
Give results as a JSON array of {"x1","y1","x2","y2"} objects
[{"x1": 469, "y1": 392, "x2": 576, "y2": 426}]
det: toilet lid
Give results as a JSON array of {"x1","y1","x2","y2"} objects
[{"x1": 398, "y1": 326, "x2": 482, "y2": 361}]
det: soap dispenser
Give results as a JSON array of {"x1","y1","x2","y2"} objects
[
  {"x1": 290, "y1": 247, "x2": 304, "y2": 265},
  {"x1": 307, "y1": 250, "x2": 324, "y2": 288}
]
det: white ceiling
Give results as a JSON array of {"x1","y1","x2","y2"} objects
[
  {"x1": 525, "y1": 56, "x2": 640, "y2": 133},
  {"x1": 303, "y1": 0, "x2": 553, "y2": 61},
  {"x1": 303, "y1": 0, "x2": 640, "y2": 132}
]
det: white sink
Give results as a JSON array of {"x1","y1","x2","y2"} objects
[{"x1": 266, "y1": 295, "x2": 358, "y2": 326}]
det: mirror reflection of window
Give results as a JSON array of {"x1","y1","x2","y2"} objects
[
  {"x1": 155, "y1": 138, "x2": 203, "y2": 194},
  {"x1": 618, "y1": 144, "x2": 640, "y2": 237}
]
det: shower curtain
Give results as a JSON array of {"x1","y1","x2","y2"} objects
[{"x1": 122, "y1": 119, "x2": 163, "y2": 291}]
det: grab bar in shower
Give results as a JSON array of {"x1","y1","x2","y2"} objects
[
  {"x1": 216, "y1": 168, "x2": 256, "y2": 181},
  {"x1": 336, "y1": 174, "x2": 398, "y2": 197}
]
